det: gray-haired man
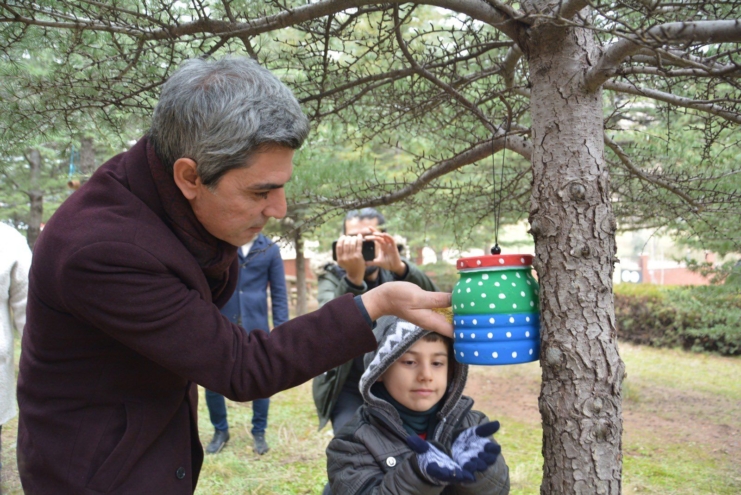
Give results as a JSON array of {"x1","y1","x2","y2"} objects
[{"x1": 18, "y1": 57, "x2": 452, "y2": 493}]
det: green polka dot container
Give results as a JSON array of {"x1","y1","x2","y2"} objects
[{"x1": 452, "y1": 254, "x2": 540, "y2": 365}]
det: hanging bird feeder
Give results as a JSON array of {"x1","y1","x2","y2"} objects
[
  {"x1": 452, "y1": 254, "x2": 540, "y2": 365},
  {"x1": 450, "y1": 126, "x2": 540, "y2": 365}
]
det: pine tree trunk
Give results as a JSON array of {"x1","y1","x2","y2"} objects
[
  {"x1": 294, "y1": 229, "x2": 307, "y2": 316},
  {"x1": 26, "y1": 148, "x2": 44, "y2": 250},
  {"x1": 524, "y1": 13, "x2": 626, "y2": 495}
]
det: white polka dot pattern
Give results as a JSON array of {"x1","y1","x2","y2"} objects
[
  {"x1": 451, "y1": 313, "x2": 540, "y2": 365},
  {"x1": 452, "y1": 266, "x2": 538, "y2": 316}
]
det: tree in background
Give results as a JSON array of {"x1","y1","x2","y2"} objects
[
  {"x1": 1, "y1": 40, "x2": 144, "y2": 247},
  {"x1": 0, "y1": 134, "x2": 128, "y2": 248},
  {"x1": 2, "y1": 2, "x2": 740, "y2": 492},
  {"x1": 1, "y1": 141, "x2": 69, "y2": 248}
]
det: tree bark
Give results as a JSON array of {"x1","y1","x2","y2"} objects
[
  {"x1": 293, "y1": 229, "x2": 308, "y2": 316},
  {"x1": 524, "y1": 10, "x2": 626, "y2": 495},
  {"x1": 25, "y1": 148, "x2": 44, "y2": 250}
]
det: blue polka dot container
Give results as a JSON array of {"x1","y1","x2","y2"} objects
[{"x1": 451, "y1": 254, "x2": 540, "y2": 365}]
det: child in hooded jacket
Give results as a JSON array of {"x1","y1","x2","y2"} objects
[{"x1": 326, "y1": 316, "x2": 510, "y2": 495}]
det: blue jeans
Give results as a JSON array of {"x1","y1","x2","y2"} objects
[{"x1": 205, "y1": 388, "x2": 269, "y2": 435}]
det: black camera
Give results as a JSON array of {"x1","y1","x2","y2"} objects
[{"x1": 332, "y1": 240, "x2": 376, "y2": 261}]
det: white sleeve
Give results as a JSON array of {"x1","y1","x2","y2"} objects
[{"x1": 9, "y1": 234, "x2": 32, "y2": 336}]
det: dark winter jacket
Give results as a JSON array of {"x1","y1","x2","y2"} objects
[
  {"x1": 17, "y1": 137, "x2": 377, "y2": 494},
  {"x1": 313, "y1": 261, "x2": 439, "y2": 430},
  {"x1": 326, "y1": 316, "x2": 510, "y2": 495},
  {"x1": 219, "y1": 233, "x2": 289, "y2": 331}
]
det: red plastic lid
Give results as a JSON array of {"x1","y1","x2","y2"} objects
[{"x1": 457, "y1": 254, "x2": 534, "y2": 270}]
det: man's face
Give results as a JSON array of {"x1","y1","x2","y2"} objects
[
  {"x1": 189, "y1": 148, "x2": 294, "y2": 247},
  {"x1": 379, "y1": 338, "x2": 449, "y2": 412},
  {"x1": 344, "y1": 217, "x2": 379, "y2": 236}
]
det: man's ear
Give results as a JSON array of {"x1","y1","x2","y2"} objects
[{"x1": 172, "y1": 158, "x2": 201, "y2": 200}]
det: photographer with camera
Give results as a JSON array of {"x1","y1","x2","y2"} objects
[{"x1": 313, "y1": 208, "x2": 439, "y2": 433}]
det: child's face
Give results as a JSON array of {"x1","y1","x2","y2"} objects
[{"x1": 379, "y1": 339, "x2": 449, "y2": 412}]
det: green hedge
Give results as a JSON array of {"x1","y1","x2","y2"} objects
[{"x1": 614, "y1": 283, "x2": 741, "y2": 356}]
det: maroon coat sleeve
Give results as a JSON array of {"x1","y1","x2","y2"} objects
[{"x1": 60, "y1": 241, "x2": 376, "y2": 401}]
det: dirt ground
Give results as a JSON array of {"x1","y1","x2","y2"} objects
[{"x1": 465, "y1": 359, "x2": 741, "y2": 477}]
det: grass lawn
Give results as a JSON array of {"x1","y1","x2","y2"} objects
[
  {"x1": 468, "y1": 343, "x2": 741, "y2": 495},
  {"x1": 1, "y1": 342, "x2": 739, "y2": 494}
]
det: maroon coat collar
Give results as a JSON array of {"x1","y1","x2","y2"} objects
[{"x1": 125, "y1": 137, "x2": 238, "y2": 306}]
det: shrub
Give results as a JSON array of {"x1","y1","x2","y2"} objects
[{"x1": 614, "y1": 283, "x2": 741, "y2": 356}]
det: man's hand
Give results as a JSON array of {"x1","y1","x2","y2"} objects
[
  {"x1": 360, "y1": 282, "x2": 453, "y2": 337},
  {"x1": 366, "y1": 230, "x2": 406, "y2": 276},
  {"x1": 334, "y1": 234, "x2": 367, "y2": 286}
]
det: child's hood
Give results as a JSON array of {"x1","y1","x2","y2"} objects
[{"x1": 358, "y1": 315, "x2": 469, "y2": 418}]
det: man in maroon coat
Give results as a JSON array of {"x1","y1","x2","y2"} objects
[{"x1": 17, "y1": 57, "x2": 451, "y2": 494}]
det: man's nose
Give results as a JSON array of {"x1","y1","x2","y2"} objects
[{"x1": 264, "y1": 188, "x2": 287, "y2": 219}]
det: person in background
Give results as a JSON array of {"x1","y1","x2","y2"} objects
[
  {"x1": 204, "y1": 232, "x2": 288, "y2": 455},
  {"x1": 313, "y1": 208, "x2": 439, "y2": 433},
  {"x1": 0, "y1": 223, "x2": 32, "y2": 481}
]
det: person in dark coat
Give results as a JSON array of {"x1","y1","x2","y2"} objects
[
  {"x1": 204, "y1": 233, "x2": 289, "y2": 455},
  {"x1": 17, "y1": 56, "x2": 452, "y2": 495}
]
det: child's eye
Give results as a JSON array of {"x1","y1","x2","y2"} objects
[{"x1": 402, "y1": 360, "x2": 416, "y2": 366}]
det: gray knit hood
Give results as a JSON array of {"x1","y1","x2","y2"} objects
[{"x1": 358, "y1": 316, "x2": 469, "y2": 435}]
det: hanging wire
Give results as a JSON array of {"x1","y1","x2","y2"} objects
[{"x1": 491, "y1": 129, "x2": 507, "y2": 255}]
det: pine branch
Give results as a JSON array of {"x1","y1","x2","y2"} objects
[
  {"x1": 604, "y1": 80, "x2": 741, "y2": 125},
  {"x1": 604, "y1": 134, "x2": 700, "y2": 211},
  {"x1": 298, "y1": 136, "x2": 532, "y2": 210},
  {"x1": 586, "y1": 19, "x2": 741, "y2": 91},
  {"x1": 1, "y1": 0, "x2": 521, "y2": 41}
]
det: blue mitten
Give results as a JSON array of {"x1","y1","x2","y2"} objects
[
  {"x1": 406, "y1": 435, "x2": 473, "y2": 485},
  {"x1": 451, "y1": 421, "x2": 502, "y2": 478}
]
